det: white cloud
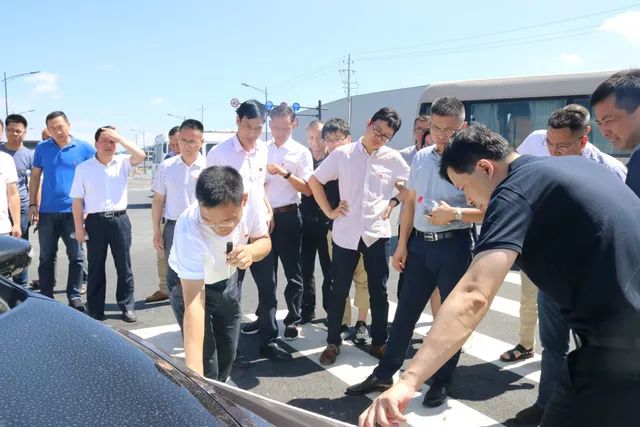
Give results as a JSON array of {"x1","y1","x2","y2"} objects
[
  {"x1": 150, "y1": 97, "x2": 165, "y2": 105},
  {"x1": 25, "y1": 72, "x2": 59, "y2": 93},
  {"x1": 558, "y1": 53, "x2": 583, "y2": 66},
  {"x1": 600, "y1": 11, "x2": 640, "y2": 45}
]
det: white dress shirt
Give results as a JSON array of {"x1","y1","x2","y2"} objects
[
  {"x1": 151, "y1": 154, "x2": 206, "y2": 220},
  {"x1": 517, "y1": 130, "x2": 550, "y2": 156},
  {"x1": 0, "y1": 152, "x2": 18, "y2": 234},
  {"x1": 581, "y1": 142, "x2": 627, "y2": 182},
  {"x1": 207, "y1": 135, "x2": 268, "y2": 204},
  {"x1": 169, "y1": 197, "x2": 269, "y2": 284},
  {"x1": 313, "y1": 139, "x2": 410, "y2": 250},
  {"x1": 265, "y1": 137, "x2": 313, "y2": 208},
  {"x1": 69, "y1": 155, "x2": 131, "y2": 214}
]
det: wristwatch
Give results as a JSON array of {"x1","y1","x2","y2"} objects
[
  {"x1": 283, "y1": 169, "x2": 292, "y2": 179},
  {"x1": 454, "y1": 208, "x2": 463, "y2": 221},
  {"x1": 390, "y1": 197, "x2": 400, "y2": 206}
]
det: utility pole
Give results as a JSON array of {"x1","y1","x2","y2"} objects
[
  {"x1": 339, "y1": 54, "x2": 357, "y2": 126},
  {"x1": 198, "y1": 104, "x2": 205, "y2": 126}
]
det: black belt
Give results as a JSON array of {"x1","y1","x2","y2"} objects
[
  {"x1": 413, "y1": 228, "x2": 471, "y2": 242},
  {"x1": 90, "y1": 210, "x2": 126, "y2": 218},
  {"x1": 577, "y1": 334, "x2": 640, "y2": 351},
  {"x1": 165, "y1": 218, "x2": 177, "y2": 225},
  {"x1": 273, "y1": 204, "x2": 298, "y2": 214}
]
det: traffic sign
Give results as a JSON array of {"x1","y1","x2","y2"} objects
[
  {"x1": 292, "y1": 102, "x2": 300, "y2": 112},
  {"x1": 265, "y1": 101, "x2": 274, "y2": 111},
  {"x1": 230, "y1": 98, "x2": 240, "y2": 108}
]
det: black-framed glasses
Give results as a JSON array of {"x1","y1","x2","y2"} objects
[{"x1": 372, "y1": 125, "x2": 393, "y2": 143}]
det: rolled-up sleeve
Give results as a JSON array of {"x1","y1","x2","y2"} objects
[{"x1": 312, "y1": 149, "x2": 340, "y2": 184}]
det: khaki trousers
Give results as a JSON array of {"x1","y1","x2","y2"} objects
[
  {"x1": 156, "y1": 222, "x2": 168, "y2": 293},
  {"x1": 327, "y1": 230, "x2": 370, "y2": 326},
  {"x1": 519, "y1": 271, "x2": 538, "y2": 349}
]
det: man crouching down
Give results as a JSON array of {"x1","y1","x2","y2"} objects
[{"x1": 169, "y1": 166, "x2": 272, "y2": 381}]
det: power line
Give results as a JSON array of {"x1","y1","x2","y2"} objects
[
  {"x1": 268, "y1": 58, "x2": 342, "y2": 93},
  {"x1": 339, "y1": 54, "x2": 357, "y2": 125},
  {"x1": 353, "y1": 3, "x2": 639, "y2": 57}
]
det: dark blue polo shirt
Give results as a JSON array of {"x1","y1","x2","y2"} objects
[
  {"x1": 33, "y1": 137, "x2": 96, "y2": 213},
  {"x1": 626, "y1": 145, "x2": 640, "y2": 198},
  {"x1": 475, "y1": 155, "x2": 640, "y2": 340}
]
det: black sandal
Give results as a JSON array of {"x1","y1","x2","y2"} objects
[{"x1": 500, "y1": 344, "x2": 534, "y2": 362}]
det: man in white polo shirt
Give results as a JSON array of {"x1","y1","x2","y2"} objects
[
  {"x1": 207, "y1": 100, "x2": 291, "y2": 361},
  {"x1": 151, "y1": 119, "x2": 206, "y2": 327},
  {"x1": 264, "y1": 103, "x2": 313, "y2": 340},
  {"x1": 70, "y1": 126, "x2": 146, "y2": 322},
  {"x1": 0, "y1": 150, "x2": 21, "y2": 238},
  {"x1": 310, "y1": 107, "x2": 410, "y2": 366},
  {"x1": 169, "y1": 166, "x2": 272, "y2": 381}
]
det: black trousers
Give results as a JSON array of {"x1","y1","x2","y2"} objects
[
  {"x1": 203, "y1": 273, "x2": 242, "y2": 382},
  {"x1": 237, "y1": 253, "x2": 278, "y2": 346},
  {"x1": 300, "y1": 216, "x2": 332, "y2": 316},
  {"x1": 373, "y1": 231, "x2": 473, "y2": 384},
  {"x1": 328, "y1": 238, "x2": 389, "y2": 346},
  {"x1": 541, "y1": 344, "x2": 640, "y2": 426},
  {"x1": 85, "y1": 213, "x2": 135, "y2": 314},
  {"x1": 271, "y1": 209, "x2": 303, "y2": 326}
]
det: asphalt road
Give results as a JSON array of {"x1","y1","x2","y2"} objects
[{"x1": 28, "y1": 176, "x2": 543, "y2": 427}]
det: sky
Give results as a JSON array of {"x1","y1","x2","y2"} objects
[{"x1": 3, "y1": 0, "x2": 640, "y2": 145}]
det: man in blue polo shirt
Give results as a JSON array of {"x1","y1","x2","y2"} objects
[{"x1": 29, "y1": 111, "x2": 95, "y2": 310}]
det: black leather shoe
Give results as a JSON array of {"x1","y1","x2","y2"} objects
[
  {"x1": 423, "y1": 382, "x2": 448, "y2": 407},
  {"x1": 90, "y1": 312, "x2": 107, "y2": 321},
  {"x1": 260, "y1": 342, "x2": 292, "y2": 361},
  {"x1": 345, "y1": 374, "x2": 393, "y2": 395},
  {"x1": 121, "y1": 310, "x2": 137, "y2": 323},
  {"x1": 300, "y1": 312, "x2": 315, "y2": 325},
  {"x1": 233, "y1": 351, "x2": 251, "y2": 369},
  {"x1": 515, "y1": 404, "x2": 544, "y2": 425},
  {"x1": 69, "y1": 299, "x2": 86, "y2": 312}
]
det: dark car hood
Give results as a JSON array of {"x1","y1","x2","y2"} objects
[{"x1": 0, "y1": 293, "x2": 246, "y2": 426}]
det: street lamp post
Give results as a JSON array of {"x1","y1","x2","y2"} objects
[
  {"x1": 3, "y1": 71, "x2": 41, "y2": 117},
  {"x1": 240, "y1": 82, "x2": 269, "y2": 141},
  {"x1": 167, "y1": 113, "x2": 186, "y2": 121},
  {"x1": 130, "y1": 128, "x2": 147, "y2": 173}
]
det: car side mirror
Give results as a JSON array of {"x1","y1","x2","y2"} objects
[{"x1": 0, "y1": 236, "x2": 32, "y2": 278}]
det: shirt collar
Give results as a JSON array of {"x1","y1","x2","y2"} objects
[
  {"x1": 178, "y1": 153, "x2": 204, "y2": 168},
  {"x1": 356, "y1": 137, "x2": 378, "y2": 157},
  {"x1": 233, "y1": 134, "x2": 260, "y2": 154}
]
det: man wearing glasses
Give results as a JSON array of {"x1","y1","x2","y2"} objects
[
  {"x1": 151, "y1": 119, "x2": 206, "y2": 327},
  {"x1": 346, "y1": 97, "x2": 483, "y2": 407},
  {"x1": 309, "y1": 107, "x2": 410, "y2": 366},
  {"x1": 398, "y1": 115, "x2": 431, "y2": 165}
]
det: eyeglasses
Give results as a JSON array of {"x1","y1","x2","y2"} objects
[
  {"x1": 413, "y1": 127, "x2": 429, "y2": 134},
  {"x1": 430, "y1": 124, "x2": 462, "y2": 137},
  {"x1": 180, "y1": 138, "x2": 201, "y2": 145},
  {"x1": 371, "y1": 125, "x2": 394, "y2": 143},
  {"x1": 323, "y1": 135, "x2": 348, "y2": 144},
  {"x1": 545, "y1": 136, "x2": 584, "y2": 153},
  {"x1": 6, "y1": 128, "x2": 25, "y2": 135}
]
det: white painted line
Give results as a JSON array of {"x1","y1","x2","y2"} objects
[{"x1": 490, "y1": 295, "x2": 521, "y2": 318}]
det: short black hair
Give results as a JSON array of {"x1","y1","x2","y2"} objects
[
  {"x1": 5, "y1": 114, "x2": 27, "y2": 128},
  {"x1": 430, "y1": 97, "x2": 465, "y2": 122},
  {"x1": 420, "y1": 128, "x2": 431, "y2": 146},
  {"x1": 547, "y1": 108, "x2": 589, "y2": 134},
  {"x1": 414, "y1": 115, "x2": 430, "y2": 127},
  {"x1": 168, "y1": 126, "x2": 180, "y2": 136},
  {"x1": 590, "y1": 69, "x2": 640, "y2": 114},
  {"x1": 321, "y1": 118, "x2": 351, "y2": 140},
  {"x1": 370, "y1": 107, "x2": 401, "y2": 135},
  {"x1": 307, "y1": 120, "x2": 323, "y2": 130},
  {"x1": 563, "y1": 103, "x2": 591, "y2": 123},
  {"x1": 439, "y1": 124, "x2": 513, "y2": 182},
  {"x1": 237, "y1": 99, "x2": 266, "y2": 121},
  {"x1": 269, "y1": 103, "x2": 296, "y2": 123},
  {"x1": 180, "y1": 119, "x2": 203, "y2": 133},
  {"x1": 196, "y1": 166, "x2": 244, "y2": 208},
  {"x1": 94, "y1": 125, "x2": 116, "y2": 142},
  {"x1": 45, "y1": 111, "x2": 69, "y2": 125}
]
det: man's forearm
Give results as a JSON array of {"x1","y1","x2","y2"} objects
[
  {"x1": 72, "y1": 199, "x2": 85, "y2": 231},
  {"x1": 461, "y1": 208, "x2": 484, "y2": 224},
  {"x1": 248, "y1": 236, "x2": 272, "y2": 262},
  {"x1": 182, "y1": 279, "x2": 206, "y2": 376},
  {"x1": 29, "y1": 168, "x2": 42, "y2": 206},
  {"x1": 8, "y1": 186, "x2": 21, "y2": 228},
  {"x1": 398, "y1": 195, "x2": 415, "y2": 246},
  {"x1": 151, "y1": 195, "x2": 164, "y2": 234},
  {"x1": 120, "y1": 137, "x2": 146, "y2": 165},
  {"x1": 309, "y1": 176, "x2": 333, "y2": 217}
]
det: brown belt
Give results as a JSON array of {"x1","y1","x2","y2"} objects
[{"x1": 273, "y1": 204, "x2": 298, "y2": 214}]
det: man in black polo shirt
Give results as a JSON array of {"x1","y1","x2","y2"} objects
[{"x1": 359, "y1": 124, "x2": 640, "y2": 427}]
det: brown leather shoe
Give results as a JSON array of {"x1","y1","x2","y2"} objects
[
  {"x1": 145, "y1": 290, "x2": 169, "y2": 303},
  {"x1": 369, "y1": 343, "x2": 386, "y2": 359},
  {"x1": 319, "y1": 344, "x2": 340, "y2": 365}
]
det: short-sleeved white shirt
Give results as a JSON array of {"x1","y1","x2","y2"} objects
[
  {"x1": 206, "y1": 135, "x2": 268, "y2": 205},
  {"x1": 168, "y1": 197, "x2": 269, "y2": 284},
  {"x1": 312, "y1": 139, "x2": 410, "y2": 250},
  {"x1": 151, "y1": 154, "x2": 206, "y2": 220},
  {"x1": 69, "y1": 155, "x2": 132, "y2": 214},
  {"x1": 265, "y1": 137, "x2": 313, "y2": 208},
  {"x1": 0, "y1": 152, "x2": 18, "y2": 234},
  {"x1": 581, "y1": 142, "x2": 627, "y2": 182},
  {"x1": 517, "y1": 130, "x2": 550, "y2": 156}
]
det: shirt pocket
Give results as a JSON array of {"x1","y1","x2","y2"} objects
[{"x1": 369, "y1": 167, "x2": 392, "y2": 195}]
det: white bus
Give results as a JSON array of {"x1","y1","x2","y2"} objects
[
  {"x1": 416, "y1": 70, "x2": 624, "y2": 156},
  {"x1": 151, "y1": 130, "x2": 236, "y2": 176}
]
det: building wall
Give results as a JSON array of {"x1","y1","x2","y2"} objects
[{"x1": 292, "y1": 85, "x2": 428, "y2": 150}]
